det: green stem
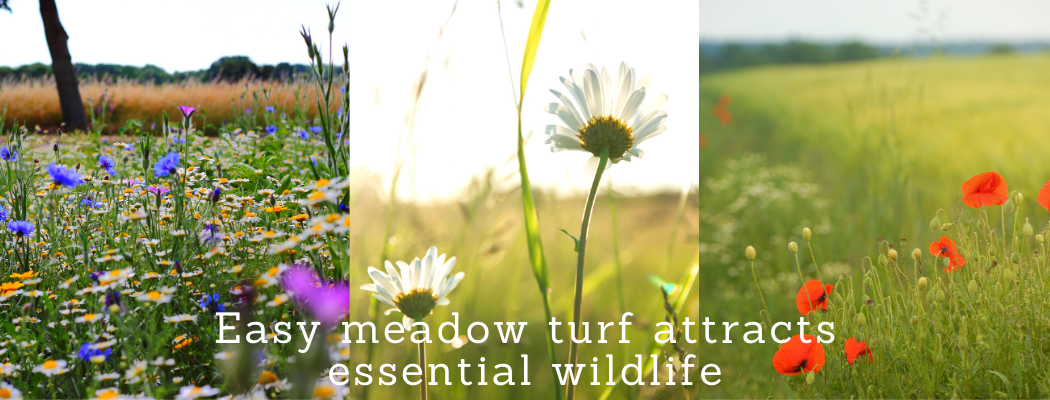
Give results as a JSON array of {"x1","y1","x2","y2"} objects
[
  {"x1": 419, "y1": 341, "x2": 428, "y2": 400},
  {"x1": 566, "y1": 148, "x2": 609, "y2": 400}
]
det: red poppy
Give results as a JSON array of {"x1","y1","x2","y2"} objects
[
  {"x1": 796, "y1": 279, "x2": 833, "y2": 315},
  {"x1": 929, "y1": 236, "x2": 966, "y2": 272},
  {"x1": 1038, "y1": 180, "x2": 1050, "y2": 212},
  {"x1": 699, "y1": 133, "x2": 707, "y2": 150},
  {"x1": 772, "y1": 334, "x2": 825, "y2": 375},
  {"x1": 712, "y1": 94, "x2": 733, "y2": 125},
  {"x1": 845, "y1": 337, "x2": 872, "y2": 364},
  {"x1": 961, "y1": 171, "x2": 1008, "y2": 208}
]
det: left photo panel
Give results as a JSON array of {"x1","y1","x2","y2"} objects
[{"x1": 0, "y1": 1, "x2": 351, "y2": 399}]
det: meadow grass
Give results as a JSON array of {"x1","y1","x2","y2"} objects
[
  {"x1": 698, "y1": 53, "x2": 1050, "y2": 398},
  {"x1": 0, "y1": 77, "x2": 328, "y2": 132}
]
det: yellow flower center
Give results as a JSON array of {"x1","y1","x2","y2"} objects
[
  {"x1": 43, "y1": 360, "x2": 57, "y2": 369},
  {"x1": 394, "y1": 288, "x2": 439, "y2": 320},
  {"x1": 578, "y1": 115, "x2": 633, "y2": 159},
  {"x1": 313, "y1": 386, "x2": 335, "y2": 398},
  {"x1": 0, "y1": 388, "x2": 12, "y2": 398},
  {"x1": 148, "y1": 292, "x2": 162, "y2": 300}
]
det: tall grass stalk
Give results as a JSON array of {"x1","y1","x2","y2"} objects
[{"x1": 498, "y1": 1, "x2": 561, "y2": 398}]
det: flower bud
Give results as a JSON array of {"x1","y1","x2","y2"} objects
[
  {"x1": 1012, "y1": 252, "x2": 1021, "y2": 265},
  {"x1": 745, "y1": 246, "x2": 756, "y2": 261},
  {"x1": 925, "y1": 290, "x2": 935, "y2": 303},
  {"x1": 1004, "y1": 199, "x2": 1016, "y2": 214},
  {"x1": 934, "y1": 353, "x2": 944, "y2": 363},
  {"x1": 1038, "y1": 234, "x2": 1045, "y2": 244},
  {"x1": 855, "y1": 313, "x2": 866, "y2": 327},
  {"x1": 805, "y1": 371, "x2": 815, "y2": 385},
  {"x1": 802, "y1": 227, "x2": 812, "y2": 242},
  {"x1": 936, "y1": 289, "x2": 946, "y2": 302},
  {"x1": 968, "y1": 279, "x2": 979, "y2": 296},
  {"x1": 958, "y1": 336, "x2": 969, "y2": 349},
  {"x1": 888, "y1": 249, "x2": 898, "y2": 262},
  {"x1": 878, "y1": 254, "x2": 887, "y2": 267},
  {"x1": 1004, "y1": 268, "x2": 1016, "y2": 282},
  {"x1": 910, "y1": 315, "x2": 919, "y2": 324},
  {"x1": 917, "y1": 277, "x2": 928, "y2": 291},
  {"x1": 788, "y1": 241, "x2": 798, "y2": 254},
  {"x1": 988, "y1": 245, "x2": 997, "y2": 256},
  {"x1": 977, "y1": 218, "x2": 987, "y2": 231},
  {"x1": 1015, "y1": 192, "x2": 1024, "y2": 203},
  {"x1": 912, "y1": 248, "x2": 922, "y2": 261},
  {"x1": 930, "y1": 217, "x2": 941, "y2": 232},
  {"x1": 1024, "y1": 220, "x2": 1034, "y2": 237}
]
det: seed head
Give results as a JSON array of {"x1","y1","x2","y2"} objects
[
  {"x1": 802, "y1": 227, "x2": 812, "y2": 242},
  {"x1": 745, "y1": 246, "x2": 756, "y2": 261}
]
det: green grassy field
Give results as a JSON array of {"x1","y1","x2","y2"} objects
[{"x1": 698, "y1": 53, "x2": 1050, "y2": 398}]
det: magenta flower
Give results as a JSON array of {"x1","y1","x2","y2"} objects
[
  {"x1": 146, "y1": 186, "x2": 170, "y2": 196},
  {"x1": 177, "y1": 105, "x2": 197, "y2": 119},
  {"x1": 280, "y1": 265, "x2": 350, "y2": 326}
]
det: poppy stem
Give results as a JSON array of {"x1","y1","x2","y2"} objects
[
  {"x1": 749, "y1": 260, "x2": 771, "y2": 328},
  {"x1": 565, "y1": 148, "x2": 609, "y2": 400}
]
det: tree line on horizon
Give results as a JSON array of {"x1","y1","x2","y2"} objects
[
  {"x1": 700, "y1": 40, "x2": 1032, "y2": 74},
  {"x1": 0, "y1": 56, "x2": 312, "y2": 83}
]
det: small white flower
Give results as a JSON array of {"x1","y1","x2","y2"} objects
[
  {"x1": 175, "y1": 385, "x2": 220, "y2": 400},
  {"x1": 544, "y1": 62, "x2": 667, "y2": 165},
  {"x1": 361, "y1": 246, "x2": 463, "y2": 324},
  {"x1": 32, "y1": 359, "x2": 68, "y2": 376}
]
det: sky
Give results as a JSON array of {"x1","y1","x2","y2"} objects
[{"x1": 700, "y1": 0, "x2": 1050, "y2": 43}]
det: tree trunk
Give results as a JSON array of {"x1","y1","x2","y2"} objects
[{"x1": 39, "y1": 0, "x2": 86, "y2": 131}]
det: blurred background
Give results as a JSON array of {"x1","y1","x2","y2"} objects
[{"x1": 699, "y1": 0, "x2": 1050, "y2": 397}]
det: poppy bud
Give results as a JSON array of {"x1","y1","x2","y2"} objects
[
  {"x1": 988, "y1": 246, "x2": 997, "y2": 256},
  {"x1": 1023, "y1": 220, "x2": 1033, "y2": 237},
  {"x1": 957, "y1": 336, "x2": 969, "y2": 349},
  {"x1": 1015, "y1": 192, "x2": 1024, "y2": 203},
  {"x1": 1012, "y1": 252, "x2": 1021, "y2": 265},
  {"x1": 849, "y1": 305, "x2": 856, "y2": 315},
  {"x1": 936, "y1": 289, "x2": 946, "y2": 302},
  {"x1": 788, "y1": 241, "x2": 798, "y2": 254},
  {"x1": 934, "y1": 353, "x2": 944, "y2": 363},
  {"x1": 745, "y1": 246, "x2": 756, "y2": 261},
  {"x1": 1004, "y1": 268, "x2": 1016, "y2": 282},
  {"x1": 1004, "y1": 199, "x2": 1015, "y2": 214},
  {"x1": 802, "y1": 227, "x2": 812, "y2": 241},
  {"x1": 888, "y1": 249, "x2": 898, "y2": 262},
  {"x1": 977, "y1": 218, "x2": 986, "y2": 231},
  {"x1": 930, "y1": 217, "x2": 940, "y2": 231},
  {"x1": 805, "y1": 371, "x2": 815, "y2": 385},
  {"x1": 1038, "y1": 234, "x2": 1045, "y2": 244},
  {"x1": 910, "y1": 315, "x2": 918, "y2": 324},
  {"x1": 940, "y1": 223, "x2": 950, "y2": 232},
  {"x1": 967, "y1": 279, "x2": 978, "y2": 296},
  {"x1": 925, "y1": 290, "x2": 935, "y2": 303},
  {"x1": 878, "y1": 254, "x2": 887, "y2": 267},
  {"x1": 863, "y1": 276, "x2": 872, "y2": 288},
  {"x1": 917, "y1": 277, "x2": 928, "y2": 291},
  {"x1": 855, "y1": 313, "x2": 866, "y2": 327},
  {"x1": 912, "y1": 248, "x2": 922, "y2": 261}
]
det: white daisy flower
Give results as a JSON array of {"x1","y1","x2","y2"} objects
[
  {"x1": 31, "y1": 359, "x2": 68, "y2": 376},
  {"x1": 0, "y1": 382, "x2": 22, "y2": 400},
  {"x1": 544, "y1": 62, "x2": 668, "y2": 165},
  {"x1": 361, "y1": 246, "x2": 464, "y2": 325},
  {"x1": 175, "y1": 385, "x2": 220, "y2": 400}
]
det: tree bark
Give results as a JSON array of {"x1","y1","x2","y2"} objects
[{"x1": 39, "y1": 0, "x2": 86, "y2": 130}]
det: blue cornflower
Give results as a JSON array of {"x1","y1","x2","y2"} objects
[
  {"x1": 265, "y1": 125, "x2": 277, "y2": 135},
  {"x1": 77, "y1": 343, "x2": 112, "y2": 362},
  {"x1": 0, "y1": 146, "x2": 16, "y2": 162},
  {"x1": 200, "y1": 293, "x2": 226, "y2": 314},
  {"x1": 80, "y1": 198, "x2": 102, "y2": 208},
  {"x1": 339, "y1": 203, "x2": 349, "y2": 213},
  {"x1": 298, "y1": 130, "x2": 309, "y2": 140},
  {"x1": 153, "y1": 152, "x2": 180, "y2": 178},
  {"x1": 8, "y1": 220, "x2": 34, "y2": 237},
  {"x1": 0, "y1": 205, "x2": 7, "y2": 222},
  {"x1": 310, "y1": 126, "x2": 322, "y2": 134},
  {"x1": 104, "y1": 290, "x2": 122, "y2": 313},
  {"x1": 210, "y1": 188, "x2": 222, "y2": 203},
  {"x1": 265, "y1": 106, "x2": 275, "y2": 113},
  {"x1": 97, "y1": 155, "x2": 116, "y2": 176},
  {"x1": 198, "y1": 223, "x2": 222, "y2": 245},
  {"x1": 46, "y1": 163, "x2": 83, "y2": 188}
]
